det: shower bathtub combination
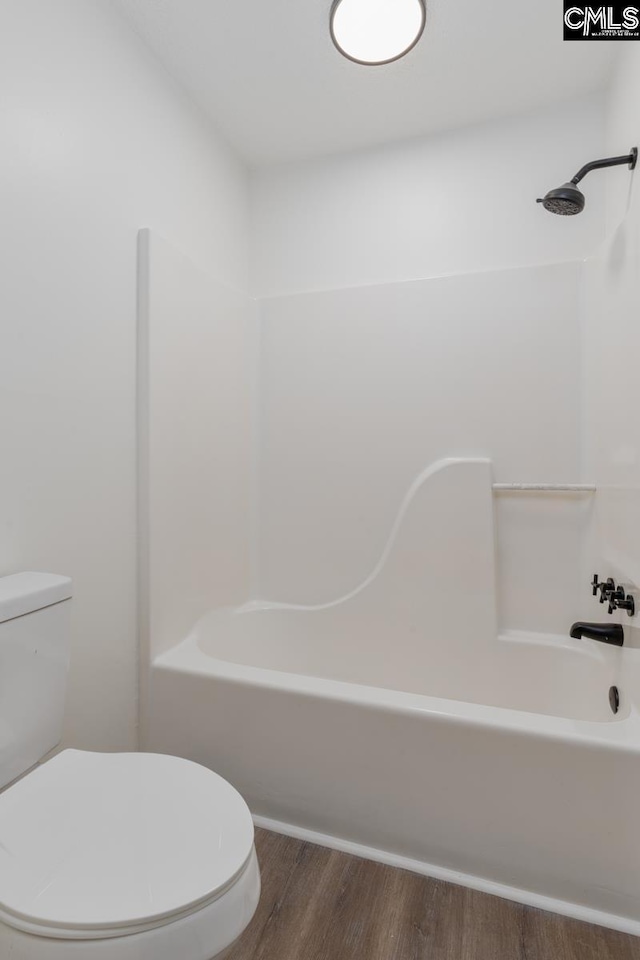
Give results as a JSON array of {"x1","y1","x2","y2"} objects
[{"x1": 147, "y1": 459, "x2": 640, "y2": 936}]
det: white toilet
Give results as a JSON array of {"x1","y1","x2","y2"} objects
[{"x1": 0, "y1": 573, "x2": 260, "y2": 960}]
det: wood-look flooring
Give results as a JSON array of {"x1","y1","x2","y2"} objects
[{"x1": 227, "y1": 828, "x2": 640, "y2": 960}]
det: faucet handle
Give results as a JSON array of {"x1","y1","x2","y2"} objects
[
  {"x1": 608, "y1": 585, "x2": 622, "y2": 614},
  {"x1": 610, "y1": 586, "x2": 635, "y2": 617},
  {"x1": 591, "y1": 573, "x2": 600, "y2": 596},
  {"x1": 599, "y1": 578, "x2": 616, "y2": 603}
]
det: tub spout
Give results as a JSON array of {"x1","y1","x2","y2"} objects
[{"x1": 569, "y1": 622, "x2": 624, "y2": 646}]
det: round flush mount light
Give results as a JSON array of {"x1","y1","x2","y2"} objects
[{"x1": 330, "y1": 0, "x2": 426, "y2": 66}]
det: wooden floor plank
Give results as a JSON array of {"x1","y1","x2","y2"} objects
[
  {"x1": 522, "y1": 908, "x2": 640, "y2": 960},
  {"x1": 225, "y1": 829, "x2": 640, "y2": 960}
]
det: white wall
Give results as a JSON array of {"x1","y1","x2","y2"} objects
[
  {"x1": 250, "y1": 96, "x2": 605, "y2": 297},
  {"x1": 0, "y1": 0, "x2": 249, "y2": 752},
  {"x1": 583, "y1": 47, "x2": 640, "y2": 637}
]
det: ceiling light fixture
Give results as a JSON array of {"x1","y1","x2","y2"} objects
[{"x1": 330, "y1": 0, "x2": 426, "y2": 66}]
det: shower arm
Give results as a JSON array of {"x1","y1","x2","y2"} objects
[{"x1": 570, "y1": 148, "x2": 638, "y2": 185}]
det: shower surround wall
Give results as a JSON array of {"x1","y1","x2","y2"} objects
[
  {"x1": 257, "y1": 265, "x2": 585, "y2": 634},
  {"x1": 138, "y1": 230, "x2": 257, "y2": 678},
  {"x1": 140, "y1": 256, "x2": 587, "y2": 648}
]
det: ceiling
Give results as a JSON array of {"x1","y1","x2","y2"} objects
[{"x1": 112, "y1": 0, "x2": 615, "y2": 166}]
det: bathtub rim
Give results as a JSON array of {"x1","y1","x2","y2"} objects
[{"x1": 154, "y1": 632, "x2": 640, "y2": 753}]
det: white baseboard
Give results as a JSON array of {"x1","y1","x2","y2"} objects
[{"x1": 253, "y1": 814, "x2": 640, "y2": 938}]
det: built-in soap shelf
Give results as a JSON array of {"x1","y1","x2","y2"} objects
[{"x1": 492, "y1": 482, "x2": 596, "y2": 492}]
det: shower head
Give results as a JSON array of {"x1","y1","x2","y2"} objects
[
  {"x1": 537, "y1": 147, "x2": 637, "y2": 216},
  {"x1": 537, "y1": 182, "x2": 585, "y2": 216}
]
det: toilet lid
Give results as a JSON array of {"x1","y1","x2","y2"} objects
[{"x1": 0, "y1": 750, "x2": 255, "y2": 940}]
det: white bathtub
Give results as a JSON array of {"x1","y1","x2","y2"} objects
[{"x1": 146, "y1": 461, "x2": 640, "y2": 934}]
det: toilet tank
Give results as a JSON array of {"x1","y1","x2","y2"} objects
[{"x1": 0, "y1": 573, "x2": 73, "y2": 790}]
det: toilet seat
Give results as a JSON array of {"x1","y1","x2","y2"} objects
[{"x1": 0, "y1": 750, "x2": 255, "y2": 941}]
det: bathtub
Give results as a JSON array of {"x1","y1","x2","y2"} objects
[{"x1": 146, "y1": 461, "x2": 640, "y2": 934}]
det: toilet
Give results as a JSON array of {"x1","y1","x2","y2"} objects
[{"x1": 0, "y1": 573, "x2": 260, "y2": 960}]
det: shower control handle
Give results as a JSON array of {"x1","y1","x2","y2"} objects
[
  {"x1": 608, "y1": 585, "x2": 622, "y2": 614},
  {"x1": 610, "y1": 586, "x2": 635, "y2": 617},
  {"x1": 599, "y1": 578, "x2": 616, "y2": 603},
  {"x1": 617, "y1": 595, "x2": 636, "y2": 616},
  {"x1": 591, "y1": 573, "x2": 600, "y2": 596}
]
